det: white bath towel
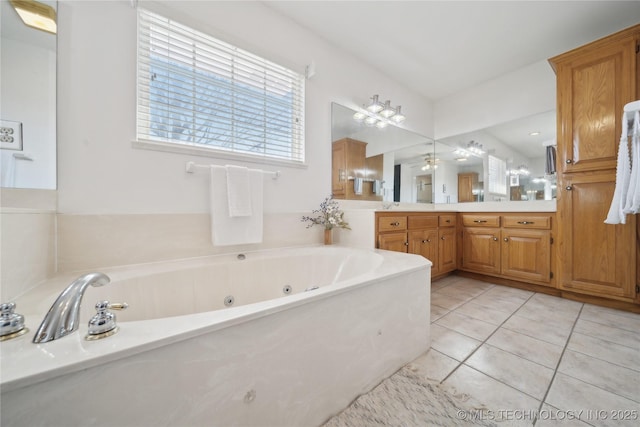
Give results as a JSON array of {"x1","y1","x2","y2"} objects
[
  {"x1": 225, "y1": 165, "x2": 252, "y2": 217},
  {"x1": 605, "y1": 112, "x2": 632, "y2": 224},
  {"x1": 210, "y1": 165, "x2": 263, "y2": 246},
  {"x1": 623, "y1": 110, "x2": 640, "y2": 215}
]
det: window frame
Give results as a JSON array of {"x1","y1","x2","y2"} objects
[{"x1": 134, "y1": 9, "x2": 306, "y2": 167}]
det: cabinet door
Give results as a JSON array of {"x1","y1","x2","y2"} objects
[
  {"x1": 438, "y1": 227, "x2": 457, "y2": 274},
  {"x1": 554, "y1": 35, "x2": 637, "y2": 174},
  {"x1": 501, "y1": 229, "x2": 551, "y2": 284},
  {"x1": 378, "y1": 232, "x2": 408, "y2": 253},
  {"x1": 461, "y1": 228, "x2": 501, "y2": 274},
  {"x1": 331, "y1": 141, "x2": 347, "y2": 197},
  {"x1": 558, "y1": 172, "x2": 636, "y2": 300},
  {"x1": 408, "y1": 229, "x2": 438, "y2": 273}
]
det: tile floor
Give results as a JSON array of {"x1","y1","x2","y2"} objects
[{"x1": 410, "y1": 275, "x2": 640, "y2": 427}]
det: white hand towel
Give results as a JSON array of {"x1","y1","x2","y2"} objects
[
  {"x1": 623, "y1": 111, "x2": 640, "y2": 215},
  {"x1": 225, "y1": 165, "x2": 252, "y2": 217},
  {"x1": 353, "y1": 177, "x2": 363, "y2": 195},
  {"x1": 605, "y1": 113, "x2": 632, "y2": 224},
  {"x1": 210, "y1": 166, "x2": 264, "y2": 246}
]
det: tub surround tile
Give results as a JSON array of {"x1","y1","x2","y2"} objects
[
  {"x1": 557, "y1": 350, "x2": 640, "y2": 403},
  {"x1": 56, "y1": 212, "x2": 318, "y2": 272},
  {"x1": 435, "y1": 310, "x2": 498, "y2": 341},
  {"x1": 465, "y1": 344, "x2": 555, "y2": 400},
  {"x1": 545, "y1": 373, "x2": 640, "y2": 427},
  {"x1": 485, "y1": 328, "x2": 564, "y2": 369},
  {"x1": 0, "y1": 211, "x2": 56, "y2": 300},
  {"x1": 430, "y1": 323, "x2": 482, "y2": 362}
]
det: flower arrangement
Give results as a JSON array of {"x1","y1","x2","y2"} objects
[{"x1": 301, "y1": 195, "x2": 351, "y2": 230}]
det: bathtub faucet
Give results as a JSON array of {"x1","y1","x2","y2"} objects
[{"x1": 33, "y1": 272, "x2": 111, "y2": 343}]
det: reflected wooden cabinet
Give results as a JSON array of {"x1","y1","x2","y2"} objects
[
  {"x1": 460, "y1": 213, "x2": 554, "y2": 286},
  {"x1": 332, "y1": 138, "x2": 383, "y2": 200},
  {"x1": 458, "y1": 172, "x2": 478, "y2": 203},
  {"x1": 376, "y1": 212, "x2": 457, "y2": 278},
  {"x1": 550, "y1": 24, "x2": 639, "y2": 302}
]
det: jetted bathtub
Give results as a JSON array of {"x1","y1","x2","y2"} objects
[{"x1": 1, "y1": 245, "x2": 431, "y2": 427}]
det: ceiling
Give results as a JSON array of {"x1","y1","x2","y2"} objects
[{"x1": 264, "y1": 0, "x2": 640, "y2": 101}]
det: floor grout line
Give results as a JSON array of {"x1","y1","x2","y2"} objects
[
  {"x1": 532, "y1": 303, "x2": 585, "y2": 426},
  {"x1": 438, "y1": 287, "x2": 536, "y2": 385}
]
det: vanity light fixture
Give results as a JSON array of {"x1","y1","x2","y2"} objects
[
  {"x1": 10, "y1": 0, "x2": 57, "y2": 34},
  {"x1": 366, "y1": 95, "x2": 384, "y2": 113},
  {"x1": 354, "y1": 95, "x2": 407, "y2": 128},
  {"x1": 467, "y1": 140, "x2": 485, "y2": 155},
  {"x1": 421, "y1": 155, "x2": 439, "y2": 171}
]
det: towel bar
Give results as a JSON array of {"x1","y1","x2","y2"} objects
[{"x1": 185, "y1": 161, "x2": 280, "y2": 179}]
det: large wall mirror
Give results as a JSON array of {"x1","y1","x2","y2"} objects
[
  {"x1": 436, "y1": 111, "x2": 557, "y2": 203},
  {"x1": 331, "y1": 102, "x2": 557, "y2": 205},
  {"x1": 1, "y1": 0, "x2": 57, "y2": 189},
  {"x1": 331, "y1": 102, "x2": 437, "y2": 204}
]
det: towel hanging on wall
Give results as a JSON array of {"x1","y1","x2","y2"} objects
[{"x1": 605, "y1": 101, "x2": 640, "y2": 224}]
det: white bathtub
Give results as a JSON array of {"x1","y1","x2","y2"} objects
[{"x1": 1, "y1": 245, "x2": 431, "y2": 427}]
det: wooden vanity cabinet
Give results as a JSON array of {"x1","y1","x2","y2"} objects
[
  {"x1": 376, "y1": 212, "x2": 457, "y2": 278},
  {"x1": 460, "y1": 213, "x2": 554, "y2": 287},
  {"x1": 550, "y1": 24, "x2": 639, "y2": 302}
]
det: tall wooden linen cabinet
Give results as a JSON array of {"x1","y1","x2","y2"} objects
[{"x1": 549, "y1": 24, "x2": 640, "y2": 303}]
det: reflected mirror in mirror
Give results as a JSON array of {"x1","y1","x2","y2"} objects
[
  {"x1": 331, "y1": 102, "x2": 436, "y2": 204},
  {"x1": 1, "y1": 0, "x2": 57, "y2": 189},
  {"x1": 436, "y1": 111, "x2": 557, "y2": 203}
]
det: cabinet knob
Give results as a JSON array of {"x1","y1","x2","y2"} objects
[
  {"x1": 441, "y1": 236, "x2": 446, "y2": 240},
  {"x1": 566, "y1": 159, "x2": 573, "y2": 164},
  {"x1": 517, "y1": 221, "x2": 534, "y2": 225},
  {"x1": 404, "y1": 242, "x2": 409, "y2": 246},
  {"x1": 474, "y1": 220, "x2": 487, "y2": 223},
  {"x1": 566, "y1": 186, "x2": 573, "y2": 191},
  {"x1": 422, "y1": 239, "x2": 431, "y2": 243},
  {"x1": 492, "y1": 236, "x2": 498, "y2": 241},
  {"x1": 503, "y1": 237, "x2": 509, "y2": 242},
  {"x1": 390, "y1": 222, "x2": 400, "y2": 226}
]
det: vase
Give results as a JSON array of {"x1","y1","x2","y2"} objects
[{"x1": 324, "y1": 228, "x2": 333, "y2": 245}]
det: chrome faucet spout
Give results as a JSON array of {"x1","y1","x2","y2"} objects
[{"x1": 33, "y1": 272, "x2": 110, "y2": 343}]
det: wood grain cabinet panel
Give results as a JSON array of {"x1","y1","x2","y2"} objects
[
  {"x1": 378, "y1": 231, "x2": 408, "y2": 253},
  {"x1": 501, "y1": 229, "x2": 551, "y2": 283},
  {"x1": 438, "y1": 227, "x2": 457, "y2": 274},
  {"x1": 550, "y1": 24, "x2": 639, "y2": 302},
  {"x1": 462, "y1": 227, "x2": 501, "y2": 274},
  {"x1": 558, "y1": 173, "x2": 635, "y2": 300}
]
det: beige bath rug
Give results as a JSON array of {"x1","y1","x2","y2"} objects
[{"x1": 322, "y1": 366, "x2": 500, "y2": 427}]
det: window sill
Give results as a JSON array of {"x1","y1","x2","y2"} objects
[{"x1": 132, "y1": 139, "x2": 308, "y2": 169}]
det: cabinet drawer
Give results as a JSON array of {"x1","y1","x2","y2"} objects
[
  {"x1": 502, "y1": 215, "x2": 552, "y2": 230},
  {"x1": 439, "y1": 214, "x2": 456, "y2": 227},
  {"x1": 408, "y1": 215, "x2": 438, "y2": 229},
  {"x1": 462, "y1": 214, "x2": 500, "y2": 227},
  {"x1": 378, "y1": 216, "x2": 407, "y2": 232}
]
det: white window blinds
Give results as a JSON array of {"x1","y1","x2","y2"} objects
[
  {"x1": 137, "y1": 9, "x2": 305, "y2": 163},
  {"x1": 488, "y1": 155, "x2": 507, "y2": 196}
]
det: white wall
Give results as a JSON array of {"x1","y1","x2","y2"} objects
[
  {"x1": 56, "y1": 0, "x2": 434, "y2": 215},
  {"x1": 0, "y1": 38, "x2": 56, "y2": 189},
  {"x1": 434, "y1": 60, "x2": 556, "y2": 140}
]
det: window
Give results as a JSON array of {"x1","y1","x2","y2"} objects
[
  {"x1": 488, "y1": 155, "x2": 507, "y2": 196},
  {"x1": 137, "y1": 10, "x2": 305, "y2": 163}
]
